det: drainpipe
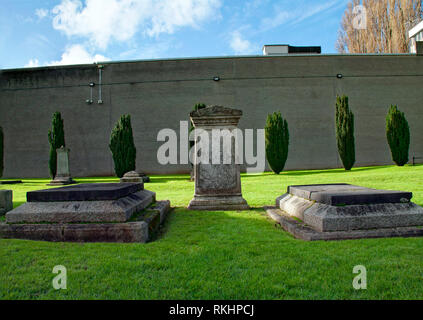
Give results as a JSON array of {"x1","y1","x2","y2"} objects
[{"x1": 98, "y1": 64, "x2": 104, "y2": 104}]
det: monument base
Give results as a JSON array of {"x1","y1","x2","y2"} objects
[
  {"x1": 47, "y1": 175, "x2": 75, "y2": 186},
  {"x1": 266, "y1": 208, "x2": 423, "y2": 241},
  {"x1": 2, "y1": 183, "x2": 171, "y2": 243},
  {"x1": 120, "y1": 171, "x2": 145, "y2": 184},
  {"x1": 6, "y1": 190, "x2": 155, "y2": 224},
  {"x1": 188, "y1": 194, "x2": 249, "y2": 211},
  {"x1": 0, "y1": 200, "x2": 170, "y2": 243}
]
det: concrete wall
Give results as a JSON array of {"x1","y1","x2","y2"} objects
[{"x1": 1, "y1": 54, "x2": 422, "y2": 178}]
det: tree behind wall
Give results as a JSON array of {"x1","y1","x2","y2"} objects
[
  {"x1": 0, "y1": 127, "x2": 3, "y2": 178},
  {"x1": 337, "y1": 0, "x2": 423, "y2": 53},
  {"x1": 189, "y1": 103, "x2": 207, "y2": 150},
  {"x1": 335, "y1": 95, "x2": 355, "y2": 171},
  {"x1": 265, "y1": 112, "x2": 289, "y2": 175},
  {"x1": 48, "y1": 112, "x2": 65, "y2": 179},
  {"x1": 386, "y1": 105, "x2": 410, "y2": 166},
  {"x1": 109, "y1": 114, "x2": 136, "y2": 178},
  {"x1": 189, "y1": 103, "x2": 206, "y2": 180}
]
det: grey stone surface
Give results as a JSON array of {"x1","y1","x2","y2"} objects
[
  {"x1": 28, "y1": 183, "x2": 143, "y2": 202},
  {"x1": 188, "y1": 105, "x2": 249, "y2": 210},
  {"x1": 151, "y1": 200, "x2": 171, "y2": 224},
  {"x1": 6, "y1": 190, "x2": 155, "y2": 223},
  {"x1": 277, "y1": 193, "x2": 423, "y2": 232},
  {"x1": 0, "y1": 190, "x2": 13, "y2": 215},
  {"x1": 0, "y1": 221, "x2": 149, "y2": 243},
  {"x1": 0, "y1": 199, "x2": 172, "y2": 243},
  {"x1": 48, "y1": 147, "x2": 75, "y2": 186},
  {"x1": 120, "y1": 171, "x2": 144, "y2": 184},
  {"x1": 188, "y1": 195, "x2": 249, "y2": 211},
  {"x1": 287, "y1": 184, "x2": 412, "y2": 205},
  {"x1": 267, "y1": 208, "x2": 423, "y2": 241}
]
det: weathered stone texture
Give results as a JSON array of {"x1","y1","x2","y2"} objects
[
  {"x1": 275, "y1": 184, "x2": 423, "y2": 235},
  {"x1": 188, "y1": 105, "x2": 249, "y2": 210},
  {"x1": 0, "y1": 190, "x2": 13, "y2": 215},
  {"x1": 7, "y1": 189, "x2": 155, "y2": 223}
]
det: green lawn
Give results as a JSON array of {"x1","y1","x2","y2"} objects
[{"x1": 1, "y1": 165, "x2": 423, "y2": 299}]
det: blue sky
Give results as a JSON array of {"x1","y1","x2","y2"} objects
[{"x1": 0, "y1": 0, "x2": 350, "y2": 69}]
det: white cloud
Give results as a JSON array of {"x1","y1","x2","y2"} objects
[
  {"x1": 51, "y1": 0, "x2": 221, "y2": 50},
  {"x1": 35, "y1": 8, "x2": 49, "y2": 20},
  {"x1": 25, "y1": 59, "x2": 40, "y2": 68},
  {"x1": 229, "y1": 31, "x2": 255, "y2": 55},
  {"x1": 49, "y1": 44, "x2": 110, "y2": 65}
]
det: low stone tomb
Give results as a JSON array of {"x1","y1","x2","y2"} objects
[
  {"x1": 0, "y1": 190, "x2": 13, "y2": 215},
  {"x1": 266, "y1": 183, "x2": 423, "y2": 241},
  {"x1": 120, "y1": 171, "x2": 143, "y2": 183},
  {"x1": 0, "y1": 182, "x2": 170, "y2": 243}
]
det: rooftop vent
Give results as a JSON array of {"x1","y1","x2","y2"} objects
[
  {"x1": 409, "y1": 20, "x2": 423, "y2": 54},
  {"x1": 262, "y1": 44, "x2": 321, "y2": 56}
]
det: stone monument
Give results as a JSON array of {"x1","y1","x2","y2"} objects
[
  {"x1": 120, "y1": 171, "x2": 143, "y2": 183},
  {"x1": 48, "y1": 147, "x2": 75, "y2": 186},
  {"x1": 188, "y1": 105, "x2": 249, "y2": 210},
  {"x1": 267, "y1": 183, "x2": 423, "y2": 240},
  {"x1": 120, "y1": 171, "x2": 150, "y2": 183}
]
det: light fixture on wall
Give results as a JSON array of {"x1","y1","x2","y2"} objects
[
  {"x1": 213, "y1": 76, "x2": 220, "y2": 81},
  {"x1": 336, "y1": 74, "x2": 343, "y2": 79},
  {"x1": 86, "y1": 82, "x2": 95, "y2": 104}
]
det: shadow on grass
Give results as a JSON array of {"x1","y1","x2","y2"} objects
[
  {"x1": 281, "y1": 165, "x2": 393, "y2": 177},
  {"x1": 149, "y1": 176, "x2": 192, "y2": 183},
  {"x1": 74, "y1": 178, "x2": 119, "y2": 184}
]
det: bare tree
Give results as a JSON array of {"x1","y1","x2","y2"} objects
[{"x1": 337, "y1": 0, "x2": 423, "y2": 53}]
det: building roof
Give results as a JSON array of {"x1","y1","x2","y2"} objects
[{"x1": 409, "y1": 20, "x2": 423, "y2": 38}]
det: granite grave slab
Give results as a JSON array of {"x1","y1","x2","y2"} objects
[
  {"x1": 267, "y1": 183, "x2": 423, "y2": 240},
  {"x1": 28, "y1": 183, "x2": 143, "y2": 202}
]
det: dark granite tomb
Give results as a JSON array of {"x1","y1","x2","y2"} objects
[{"x1": 28, "y1": 183, "x2": 143, "y2": 202}]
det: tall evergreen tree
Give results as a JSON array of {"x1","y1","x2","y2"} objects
[
  {"x1": 189, "y1": 103, "x2": 206, "y2": 180},
  {"x1": 335, "y1": 95, "x2": 355, "y2": 170},
  {"x1": 189, "y1": 103, "x2": 207, "y2": 150},
  {"x1": 265, "y1": 112, "x2": 289, "y2": 174},
  {"x1": 48, "y1": 112, "x2": 65, "y2": 179},
  {"x1": 109, "y1": 114, "x2": 137, "y2": 178},
  {"x1": 386, "y1": 105, "x2": 410, "y2": 166}
]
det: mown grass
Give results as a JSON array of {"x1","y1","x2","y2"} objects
[{"x1": 1, "y1": 165, "x2": 423, "y2": 299}]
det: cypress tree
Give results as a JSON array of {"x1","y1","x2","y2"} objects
[
  {"x1": 109, "y1": 114, "x2": 136, "y2": 178},
  {"x1": 48, "y1": 112, "x2": 65, "y2": 179},
  {"x1": 189, "y1": 103, "x2": 206, "y2": 150},
  {"x1": 265, "y1": 111, "x2": 289, "y2": 174},
  {"x1": 335, "y1": 95, "x2": 355, "y2": 171},
  {"x1": 0, "y1": 126, "x2": 3, "y2": 178},
  {"x1": 386, "y1": 105, "x2": 410, "y2": 166},
  {"x1": 189, "y1": 103, "x2": 206, "y2": 180}
]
